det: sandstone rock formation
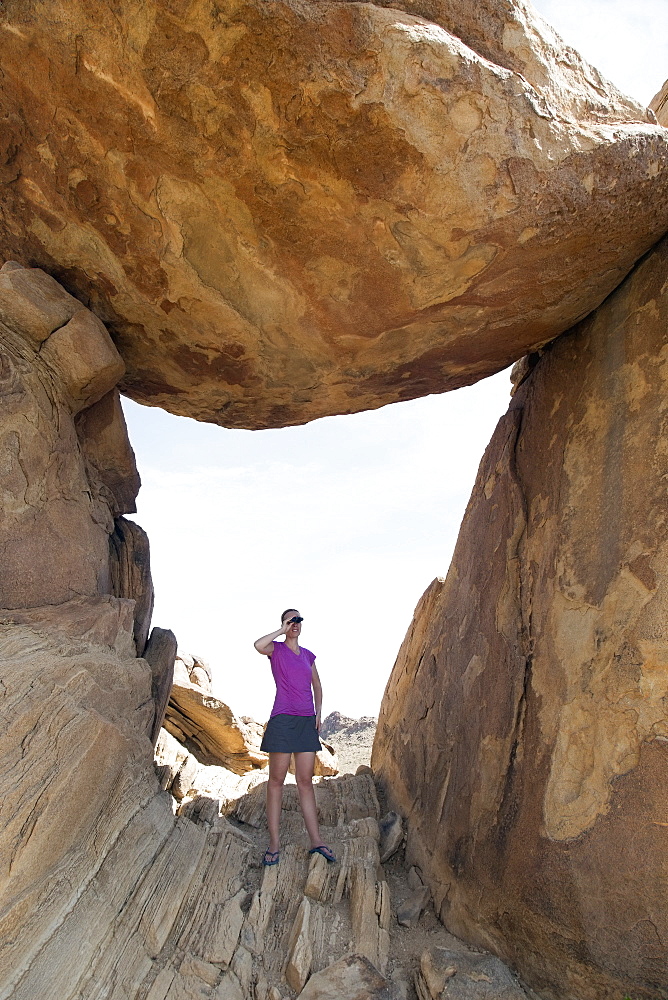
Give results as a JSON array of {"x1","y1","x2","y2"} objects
[
  {"x1": 0, "y1": 596, "x2": 524, "y2": 1000},
  {"x1": 145, "y1": 627, "x2": 179, "y2": 747},
  {"x1": 1, "y1": 2, "x2": 668, "y2": 427},
  {"x1": 164, "y1": 677, "x2": 269, "y2": 773},
  {"x1": 0, "y1": 261, "x2": 131, "y2": 608},
  {"x1": 650, "y1": 79, "x2": 668, "y2": 126},
  {"x1": 155, "y1": 727, "x2": 267, "y2": 812},
  {"x1": 320, "y1": 712, "x2": 377, "y2": 774},
  {"x1": 110, "y1": 516, "x2": 155, "y2": 654},
  {"x1": 373, "y1": 235, "x2": 668, "y2": 999}
]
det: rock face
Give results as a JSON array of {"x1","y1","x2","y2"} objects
[
  {"x1": 1, "y1": 2, "x2": 668, "y2": 428},
  {"x1": 372, "y1": 236, "x2": 668, "y2": 999},
  {"x1": 154, "y1": 726, "x2": 267, "y2": 812},
  {"x1": 0, "y1": 260, "x2": 142, "y2": 610},
  {"x1": 4, "y1": 607, "x2": 510, "y2": 1000},
  {"x1": 144, "y1": 627, "x2": 178, "y2": 746},
  {"x1": 0, "y1": 597, "x2": 158, "y2": 997},
  {"x1": 109, "y1": 516, "x2": 154, "y2": 654},
  {"x1": 650, "y1": 79, "x2": 668, "y2": 126}
]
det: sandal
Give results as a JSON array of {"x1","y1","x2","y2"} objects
[
  {"x1": 262, "y1": 849, "x2": 280, "y2": 866},
  {"x1": 309, "y1": 844, "x2": 336, "y2": 863}
]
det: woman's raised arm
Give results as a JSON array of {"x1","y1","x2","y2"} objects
[{"x1": 254, "y1": 622, "x2": 287, "y2": 656}]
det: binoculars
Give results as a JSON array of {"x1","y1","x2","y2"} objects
[{"x1": 288, "y1": 616, "x2": 304, "y2": 624}]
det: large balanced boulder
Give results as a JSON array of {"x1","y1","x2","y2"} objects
[
  {"x1": 1, "y1": 0, "x2": 667, "y2": 427},
  {"x1": 372, "y1": 235, "x2": 668, "y2": 999}
]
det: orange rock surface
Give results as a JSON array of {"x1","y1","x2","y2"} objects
[{"x1": 1, "y1": 0, "x2": 667, "y2": 427}]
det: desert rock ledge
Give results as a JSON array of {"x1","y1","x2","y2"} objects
[{"x1": 1, "y1": 0, "x2": 668, "y2": 427}]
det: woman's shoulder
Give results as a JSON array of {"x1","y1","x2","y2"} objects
[{"x1": 301, "y1": 646, "x2": 316, "y2": 662}]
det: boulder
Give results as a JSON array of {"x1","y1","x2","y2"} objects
[
  {"x1": 314, "y1": 742, "x2": 339, "y2": 777},
  {"x1": 75, "y1": 388, "x2": 141, "y2": 517},
  {"x1": 1, "y1": 3, "x2": 667, "y2": 428},
  {"x1": 415, "y1": 947, "x2": 529, "y2": 1000},
  {"x1": 175, "y1": 652, "x2": 214, "y2": 692},
  {"x1": 396, "y1": 884, "x2": 431, "y2": 928},
  {"x1": 109, "y1": 516, "x2": 155, "y2": 654},
  {"x1": 164, "y1": 679, "x2": 269, "y2": 773},
  {"x1": 372, "y1": 235, "x2": 668, "y2": 998},
  {"x1": 379, "y1": 811, "x2": 404, "y2": 863},
  {"x1": 0, "y1": 262, "x2": 132, "y2": 609},
  {"x1": 298, "y1": 954, "x2": 402, "y2": 1000},
  {"x1": 143, "y1": 626, "x2": 178, "y2": 746}
]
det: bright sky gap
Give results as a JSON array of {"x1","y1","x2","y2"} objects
[{"x1": 122, "y1": 0, "x2": 667, "y2": 722}]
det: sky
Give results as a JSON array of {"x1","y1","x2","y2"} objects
[{"x1": 123, "y1": 0, "x2": 667, "y2": 723}]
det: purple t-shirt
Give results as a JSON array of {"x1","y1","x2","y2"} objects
[{"x1": 269, "y1": 641, "x2": 316, "y2": 717}]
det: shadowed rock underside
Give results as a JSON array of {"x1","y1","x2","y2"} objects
[{"x1": 1, "y1": 0, "x2": 667, "y2": 427}]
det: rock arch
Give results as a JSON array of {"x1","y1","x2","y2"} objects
[{"x1": 1, "y1": 1, "x2": 667, "y2": 997}]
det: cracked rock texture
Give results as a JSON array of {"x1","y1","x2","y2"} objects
[
  {"x1": 164, "y1": 676, "x2": 270, "y2": 774},
  {"x1": 1, "y1": 0, "x2": 668, "y2": 427},
  {"x1": 372, "y1": 235, "x2": 668, "y2": 1000},
  {"x1": 650, "y1": 78, "x2": 668, "y2": 126},
  {"x1": 1, "y1": 601, "x2": 524, "y2": 1000},
  {"x1": 0, "y1": 260, "x2": 141, "y2": 614}
]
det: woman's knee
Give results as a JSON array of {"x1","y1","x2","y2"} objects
[
  {"x1": 295, "y1": 773, "x2": 313, "y2": 792},
  {"x1": 268, "y1": 773, "x2": 286, "y2": 789}
]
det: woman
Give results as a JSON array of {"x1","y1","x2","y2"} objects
[{"x1": 254, "y1": 609, "x2": 336, "y2": 866}]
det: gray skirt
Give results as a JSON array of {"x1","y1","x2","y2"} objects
[{"x1": 261, "y1": 714, "x2": 322, "y2": 753}]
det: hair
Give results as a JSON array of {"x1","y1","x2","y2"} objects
[{"x1": 281, "y1": 608, "x2": 299, "y2": 622}]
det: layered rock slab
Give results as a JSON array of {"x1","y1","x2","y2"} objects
[
  {"x1": 0, "y1": 261, "x2": 135, "y2": 608},
  {"x1": 164, "y1": 679, "x2": 269, "y2": 773},
  {"x1": 372, "y1": 236, "x2": 668, "y2": 999},
  {"x1": 1, "y1": 1, "x2": 668, "y2": 428},
  {"x1": 0, "y1": 264, "x2": 167, "y2": 721}
]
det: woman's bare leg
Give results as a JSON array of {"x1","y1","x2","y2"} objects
[
  {"x1": 266, "y1": 752, "x2": 291, "y2": 853},
  {"x1": 294, "y1": 752, "x2": 323, "y2": 848}
]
